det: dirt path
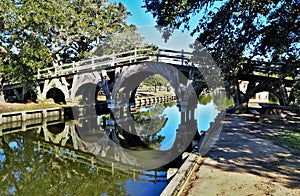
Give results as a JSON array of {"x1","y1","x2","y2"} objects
[{"x1": 187, "y1": 114, "x2": 300, "y2": 196}]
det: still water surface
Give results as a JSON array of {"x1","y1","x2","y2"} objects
[{"x1": 0, "y1": 100, "x2": 219, "y2": 195}]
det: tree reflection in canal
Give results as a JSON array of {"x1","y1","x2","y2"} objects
[
  {"x1": 0, "y1": 130, "x2": 137, "y2": 195},
  {"x1": 0, "y1": 98, "x2": 223, "y2": 195},
  {"x1": 133, "y1": 103, "x2": 169, "y2": 150},
  {"x1": 0, "y1": 119, "x2": 167, "y2": 195}
]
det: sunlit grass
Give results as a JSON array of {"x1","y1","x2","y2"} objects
[
  {"x1": 262, "y1": 130, "x2": 300, "y2": 150},
  {"x1": 253, "y1": 72, "x2": 294, "y2": 80},
  {"x1": 0, "y1": 102, "x2": 61, "y2": 113}
]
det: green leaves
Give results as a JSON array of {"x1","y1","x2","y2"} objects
[
  {"x1": 4, "y1": 34, "x2": 51, "y2": 82},
  {"x1": 143, "y1": 74, "x2": 168, "y2": 89},
  {"x1": 94, "y1": 25, "x2": 146, "y2": 55},
  {"x1": 144, "y1": 0, "x2": 299, "y2": 78},
  {"x1": 0, "y1": 0, "x2": 129, "y2": 83},
  {"x1": 144, "y1": 0, "x2": 300, "y2": 106}
]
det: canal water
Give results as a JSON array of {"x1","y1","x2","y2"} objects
[{"x1": 0, "y1": 98, "x2": 222, "y2": 195}]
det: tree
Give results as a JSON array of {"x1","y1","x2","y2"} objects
[
  {"x1": 142, "y1": 74, "x2": 168, "y2": 93},
  {"x1": 293, "y1": 76, "x2": 300, "y2": 105},
  {"x1": 0, "y1": 0, "x2": 129, "y2": 84},
  {"x1": 143, "y1": 0, "x2": 300, "y2": 107},
  {"x1": 94, "y1": 25, "x2": 147, "y2": 56}
]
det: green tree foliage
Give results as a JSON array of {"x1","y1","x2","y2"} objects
[
  {"x1": 199, "y1": 94, "x2": 212, "y2": 105},
  {"x1": 144, "y1": 0, "x2": 300, "y2": 106},
  {"x1": 142, "y1": 74, "x2": 168, "y2": 93},
  {"x1": 94, "y1": 25, "x2": 147, "y2": 56},
  {"x1": 0, "y1": 0, "x2": 129, "y2": 83}
]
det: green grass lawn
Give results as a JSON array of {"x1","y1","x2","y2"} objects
[
  {"x1": 262, "y1": 130, "x2": 300, "y2": 150},
  {"x1": 0, "y1": 102, "x2": 62, "y2": 113}
]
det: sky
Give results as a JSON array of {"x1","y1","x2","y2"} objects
[
  {"x1": 109, "y1": 0, "x2": 196, "y2": 51},
  {"x1": 109, "y1": 0, "x2": 226, "y2": 51},
  {"x1": 111, "y1": 0, "x2": 156, "y2": 26},
  {"x1": 110, "y1": 0, "x2": 207, "y2": 29}
]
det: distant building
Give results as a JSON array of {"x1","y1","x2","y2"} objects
[{"x1": 239, "y1": 80, "x2": 269, "y2": 103}]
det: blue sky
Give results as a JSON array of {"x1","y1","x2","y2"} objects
[
  {"x1": 109, "y1": 0, "x2": 225, "y2": 30},
  {"x1": 109, "y1": 1, "x2": 226, "y2": 51},
  {"x1": 109, "y1": 0, "x2": 196, "y2": 51},
  {"x1": 110, "y1": 0, "x2": 156, "y2": 26}
]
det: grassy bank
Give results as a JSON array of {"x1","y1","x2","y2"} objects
[{"x1": 0, "y1": 102, "x2": 62, "y2": 113}]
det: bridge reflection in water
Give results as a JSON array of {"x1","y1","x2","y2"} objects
[{"x1": 0, "y1": 99, "x2": 223, "y2": 195}]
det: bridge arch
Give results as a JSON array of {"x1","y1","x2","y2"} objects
[
  {"x1": 111, "y1": 62, "x2": 198, "y2": 138},
  {"x1": 74, "y1": 82, "x2": 98, "y2": 104},
  {"x1": 112, "y1": 62, "x2": 196, "y2": 105},
  {"x1": 41, "y1": 78, "x2": 69, "y2": 104},
  {"x1": 46, "y1": 122, "x2": 66, "y2": 135},
  {"x1": 24, "y1": 89, "x2": 37, "y2": 103},
  {"x1": 70, "y1": 72, "x2": 110, "y2": 104},
  {"x1": 46, "y1": 88, "x2": 66, "y2": 104},
  {"x1": 240, "y1": 80, "x2": 288, "y2": 105}
]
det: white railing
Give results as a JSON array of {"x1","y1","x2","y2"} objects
[{"x1": 37, "y1": 48, "x2": 194, "y2": 79}]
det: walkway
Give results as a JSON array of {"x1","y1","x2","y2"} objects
[{"x1": 187, "y1": 114, "x2": 300, "y2": 196}]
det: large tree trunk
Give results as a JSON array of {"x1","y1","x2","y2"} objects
[
  {"x1": 225, "y1": 77, "x2": 247, "y2": 113},
  {"x1": 0, "y1": 45, "x2": 8, "y2": 62},
  {"x1": 280, "y1": 84, "x2": 289, "y2": 106}
]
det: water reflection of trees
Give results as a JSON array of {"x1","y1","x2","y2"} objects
[
  {"x1": 0, "y1": 129, "x2": 133, "y2": 195},
  {"x1": 199, "y1": 90, "x2": 233, "y2": 109},
  {"x1": 0, "y1": 98, "x2": 203, "y2": 173},
  {"x1": 0, "y1": 100, "x2": 202, "y2": 193},
  {"x1": 133, "y1": 104, "x2": 168, "y2": 150}
]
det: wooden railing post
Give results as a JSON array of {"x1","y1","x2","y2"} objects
[
  {"x1": 72, "y1": 62, "x2": 76, "y2": 73},
  {"x1": 181, "y1": 49, "x2": 184, "y2": 66},
  {"x1": 37, "y1": 68, "x2": 40, "y2": 79},
  {"x1": 134, "y1": 48, "x2": 137, "y2": 62},
  {"x1": 92, "y1": 56, "x2": 95, "y2": 70},
  {"x1": 111, "y1": 50, "x2": 115, "y2": 66}
]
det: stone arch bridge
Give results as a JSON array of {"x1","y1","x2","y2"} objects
[
  {"x1": 2, "y1": 48, "x2": 298, "y2": 106},
  {"x1": 3, "y1": 48, "x2": 201, "y2": 105},
  {"x1": 237, "y1": 73, "x2": 297, "y2": 106}
]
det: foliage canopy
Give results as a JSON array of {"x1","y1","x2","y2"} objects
[
  {"x1": 94, "y1": 25, "x2": 147, "y2": 56},
  {"x1": 0, "y1": 0, "x2": 129, "y2": 83},
  {"x1": 144, "y1": 0, "x2": 300, "y2": 105}
]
